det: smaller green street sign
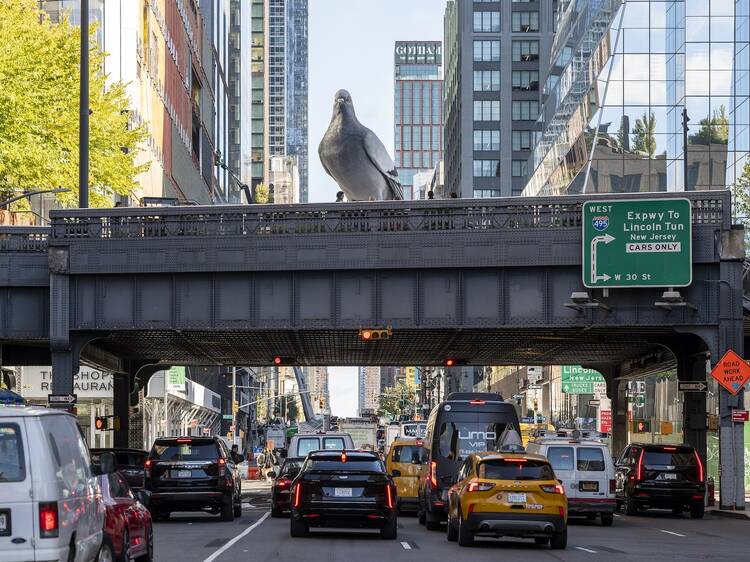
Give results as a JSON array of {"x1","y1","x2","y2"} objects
[
  {"x1": 166, "y1": 366, "x2": 186, "y2": 392},
  {"x1": 561, "y1": 366, "x2": 605, "y2": 394},
  {"x1": 582, "y1": 198, "x2": 692, "y2": 288}
]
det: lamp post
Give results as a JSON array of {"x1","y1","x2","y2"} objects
[
  {"x1": 79, "y1": 0, "x2": 89, "y2": 208},
  {"x1": 0, "y1": 188, "x2": 71, "y2": 208}
]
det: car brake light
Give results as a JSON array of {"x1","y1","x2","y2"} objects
[
  {"x1": 218, "y1": 457, "x2": 227, "y2": 476},
  {"x1": 39, "y1": 502, "x2": 59, "y2": 538},
  {"x1": 469, "y1": 400, "x2": 486, "y2": 405},
  {"x1": 276, "y1": 478, "x2": 291, "y2": 489},
  {"x1": 636, "y1": 448, "x2": 645, "y2": 481},
  {"x1": 293, "y1": 484, "x2": 303, "y2": 508},
  {"x1": 467, "y1": 481, "x2": 495, "y2": 492},
  {"x1": 467, "y1": 503, "x2": 475, "y2": 515},
  {"x1": 341, "y1": 451, "x2": 347, "y2": 463},
  {"x1": 386, "y1": 485, "x2": 393, "y2": 509},
  {"x1": 540, "y1": 484, "x2": 565, "y2": 495},
  {"x1": 429, "y1": 461, "x2": 437, "y2": 487},
  {"x1": 610, "y1": 479, "x2": 616, "y2": 494},
  {"x1": 503, "y1": 458, "x2": 527, "y2": 463},
  {"x1": 663, "y1": 446, "x2": 677, "y2": 451},
  {"x1": 694, "y1": 450, "x2": 704, "y2": 482},
  {"x1": 144, "y1": 459, "x2": 152, "y2": 478},
  {"x1": 176, "y1": 438, "x2": 192, "y2": 443}
]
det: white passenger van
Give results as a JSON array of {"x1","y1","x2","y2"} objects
[
  {"x1": 527, "y1": 433, "x2": 617, "y2": 526},
  {"x1": 0, "y1": 406, "x2": 106, "y2": 562}
]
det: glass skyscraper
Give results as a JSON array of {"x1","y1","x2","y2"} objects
[
  {"x1": 394, "y1": 41, "x2": 444, "y2": 199},
  {"x1": 524, "y1": 0, "x2": 750, "y2": 196}
]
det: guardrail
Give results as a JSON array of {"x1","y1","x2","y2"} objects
[
  {"x1": 0, "y1": 227, "x2": 50, "y2": 252},
  {"x1": 47, "y1": 191, "x2": 730, "y2": 241}
]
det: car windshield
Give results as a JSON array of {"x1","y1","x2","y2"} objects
[
  {"x1": 644, "y1": 450, "x2": 696, "y2": 466},
  {"x1": 151, "y1": 441, "x2": 218, "y2": 461},
  {"x1": 392, "y1": 445, "x2": 427, "y2": 464},
  {"x1": 577, "y1": 447, "x2": 605, "y2": 471},
  {"x1": 0, "y1": 424, "x2": 25, "y2": 482},
  {"x1": 479, "y1": 459, "x2": 555, "y2": 481},
  {"x1": 547, "y1": 447, "x2": 574, "y2": 471},
  {"x1": 281, "y1": 459, "x2": 304, "y2": 477},
  {"x1": 323, "y1": 437, "x2": 345, "y2": 450},
  {"x1": 438, "y1": 422, "x2": 521, "y2": 461}
]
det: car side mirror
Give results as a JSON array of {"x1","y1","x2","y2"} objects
[
  {"x1": 99, "y1": 452, "x2": 117, "y2": 475},
  {"x1": 557, "y1": 479, "x2": 563, "y2": 485},
  {"x1": 268, "y1": 471, "x2": 277, "y2": 479},
  {"x1": 391, "y1": 469, "x2": 402, "y2": 477}
]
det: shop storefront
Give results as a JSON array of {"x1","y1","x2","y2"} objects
[{"x1": 19, "y1": 366, "x2": 114, "y2": 447}]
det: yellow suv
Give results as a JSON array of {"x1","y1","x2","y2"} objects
[
  {"x1": 386, "y1": 439, "x2": 427, "y2": 512},
  {"x1": 446, "y1": 451, "x2": 567, "y2": 549}
]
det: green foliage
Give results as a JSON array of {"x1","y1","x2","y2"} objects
[
  {"x1": 631, "y1": 111, "x2": 657, "y2": 158},
  {"x1": 377, "y1": 383, "x2": 415, "y2": 419},
  {"x1": 690, "y1": 105, "x2": 729, "y2": 145},
  {"x1": 731, "y1": 159, "x2": 750, "y2": 248},
  {"x1": 254, "y1": 183, "x2": 270, "y2": 204},
  {"x1": 0, "y1": 0, "x2": 147, "y2": 207}
]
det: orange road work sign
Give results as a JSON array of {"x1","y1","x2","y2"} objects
[{"x1": 711, "y1": 350, "x2": 750, "y2": 395}]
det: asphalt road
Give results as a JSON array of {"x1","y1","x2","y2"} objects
[{"x1": 154, "y1": 484, "x2": 750, "y2": 562}]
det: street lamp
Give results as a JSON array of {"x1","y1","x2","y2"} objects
[{"x1": 0, "y1": 188, "x2": 71, "y2": 208}]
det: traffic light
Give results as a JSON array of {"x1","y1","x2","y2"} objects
[
  {"x1": 95, "y1": 416, "x2": 108, "y2": 431},
  {"x1": 272, "y1": 356, "x2": 295, "y2": 366},
  {"x1": 232, "y1": 401, "x2": 239, "y2": 414},
  {"x1": 443, "y1": 358, "x2": 466, "y2": 367},
  {"x1": 358, "y1": 328, "x2": 392, "y2": 341}
]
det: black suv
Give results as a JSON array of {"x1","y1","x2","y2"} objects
[
  {"x1": 289, "y1": 450, "x2": 398, "y2": 539},
  {"x1": 615, "y1": 443, "x2": 705, "y2": 518},
  {"x1": 145, "y1": 436, "x2": 242, "y2": 521}
]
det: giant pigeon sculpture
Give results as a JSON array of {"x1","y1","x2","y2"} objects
[{"x1": 319, "y1": 89, "x2": 404, "y2": 201}]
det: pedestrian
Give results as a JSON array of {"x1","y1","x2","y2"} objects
[
  {"x1": 427, "y1": 190, "x2": 434, "y2": 199},
  {"x1": 450, "y1": 192, "x2": 458, "y2": 198},
  {"x1": 335, "y1": 191, "x2": 345, "y2": 202}
]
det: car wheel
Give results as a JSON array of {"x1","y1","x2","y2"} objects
[
  {"x1": 98, "y1": 540, "x2": 115, "y2": 562},
  {"x1": 380, "y1": 516, "x2": 398, "y2": 540},
  {"x1": 690, "y1": 502, "x2": 705, "y2": 519},
  {"x1": 233, "y1": 498, "x2": 243, "y2": 518},
  {"x1": 271, "y1": 507, "x2": 283, "y2": 518},
  {"x1": 616, "y1": 499, "x2": 623, "y2": 512},
  {"x1": 221, "y1": 495, "x2": 235, "y2": 522},
  {"x1": 534, "y1": 537, "x2": 550, "y2": 545},
  {"x1": 425, "y1": 510, "x2": 441, "y2": 531},
  {"x1": 136, "y1": 525, "x2": 154, "y2": 562},
  {"x1": 117, "y1": 530, "x2": 130, "y2": 562},
  {"x1": 290, "y1": 517, "x2": 308, "y2": 537},
  {"x1": 586, "y1": 513, "x2": 596, "y2": 521},
  {"x1": 418, "y1": 508, "x2": 426, "y2": 525},
  {"x1": 624, "y1": 494, "x2": 640, "y2": 516},
  {"x1": 672, "y1": 506, "x2": 684, "y2": 516},
  {"x1": 67, "y1": 541, "x2": 76, "y2": 562},
  {"x1": 446, "y1": 513, "x2": 458, "y2": 542},
  {"x1": 550, "y1": 525, "x2": 568, "y2": 550},
  {"x1": 457, "y1": 512, "x2": 474, "y2": 547},
  {"x1": 601, "y1": 514, "x2": 614, "y2": 527}
]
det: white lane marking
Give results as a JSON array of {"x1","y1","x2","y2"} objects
[
  {"x1": 613, "y1": 513, "x2": 621, "y2": 517},
  {"x1": 660, "y1": 530, "x2": 686, "y2": 537},
  {"x1": 401, "y1": 542, "x2": 412, "y2": 550},
  {"x1": 203, "y1": 511, "x2": 271, "y2": 562},
  {"x1": 575, "y1": 547, "x2": 598, "y2": 554}
]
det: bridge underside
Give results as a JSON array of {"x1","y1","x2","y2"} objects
[{"x1": 80, "y1": 326, "x2": 682, "y2": 368}]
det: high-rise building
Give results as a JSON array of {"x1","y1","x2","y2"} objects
[
  {"x1": 249, "y1": 0, "x2": 308, "y2": 201},
  {"x1": 524, "y1": 0, "x2": 750, "y2": 196},
  {"x1": 394, "y1": 41, "x2": 444, "y2": 199},
  {"x1": 306, "y1": 367, "x2": 329, "y2": 414},
  {"x1": 39, "y1": 0, "x2": 229, "y2": 205},
  {"x1": 444, "y1": 0, "x2": 555, "y2": 198},
  {"x1": 268, "y1": 156, "x2": 300, "y2": 203},
  {"x1": 358, "y1": 367, "x2": 381, "y2": 417}
]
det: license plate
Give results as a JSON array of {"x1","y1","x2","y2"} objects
[
  {"x1": 334, "y1": 487, "x2": 353, "y2": 497},
  {"x1": 508, "y1": 493, "x2": 527, "y2": 503},
  {"x1": 0, "y1": 510, "x2": 10, "y2": 536},
  {"x1": 580, "y1": 481, "x2": 599, "y2": 492},
  {"x1": 662, "y1": 473, "x2": 677, "y2": 480},
  {"x1": 174, "y1": 470, "x2": 192, "y2": 478}
]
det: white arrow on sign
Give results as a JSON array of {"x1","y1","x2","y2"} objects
[
  {"x1": 48, "y1": 394, "x2": 77, "y2": 404},
  {"x1": 591, "y1": 233, "x2": 615, "y2": 284}
]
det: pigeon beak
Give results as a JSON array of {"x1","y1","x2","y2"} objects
[{"x1": 336, "y1": 98, "x2": 346, "y2": 104}]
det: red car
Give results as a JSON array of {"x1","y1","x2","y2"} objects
[{"x1": 97, "y1": 472, "x2": 153, "y2": 562}]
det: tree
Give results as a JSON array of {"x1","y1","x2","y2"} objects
[
  {"x1": 631, "y1": 111, "x2": 657, "y2": 158},
  {"x1": 0, "y1": 0, "x2": 147, "y2": 208},
  {"x1": 731, "y1": 158, "x2": 750, "y2": 248},
  {"x1": 690, "y1": 105, "x2": 729, "y2": 145},
  {"x1": 377, "y1": 383, "x2": 415, "y2": 419},
  {"x1": 254, "y1": 183, "x2": 270, "y2": 203}
]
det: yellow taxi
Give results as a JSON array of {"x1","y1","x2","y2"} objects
[
  {"x1": 386, "y1": 438, "x2": 428, "y2": 512},
  {"x1": 446, "y1": 449, "x2": 567, "y2": 549}
]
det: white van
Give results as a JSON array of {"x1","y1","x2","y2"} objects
[
  {"x1": 527, "y1": 437, "x2": 617, "y2": 526},
  {"x1": 287, "y1": 432, "x2": 354, "y2": 458},
  {"x1": 0, "y1": 406, "x2": 105, "y2": 562}
]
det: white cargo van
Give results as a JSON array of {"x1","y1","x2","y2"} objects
[
  {"x1": 527, "y1": 436, "x2": 617, "y2": 526},
  {"x1": 0, "y1": 406, "x2": 105, "y2": 562},
  {"x1": 287, "y1": 432, "x2": 354, "y2": 458}
]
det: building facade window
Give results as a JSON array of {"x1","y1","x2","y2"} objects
[
  {"x1": 512, "y1": 11, "x2": 539, "y2": 32},
  {"x1": 512, "y1": 130, "x2": 538, "y2": 151},
  {"x1": 473, "y1": 100, "x2": 501, "y2": 121},
  {"x1": 474, "y1": 189, "x2": 502, "y2": 198},
  {"x1": 512, "y1": 159, "x2": 528, "y2": 177},
  {"x1": 473, "y1": 159, "x2": 501, "y2": 177},
  {"x1": 473, "y1": 70, "x2": 501, "y2": 91},
  {"x1": 473, "y1": 40, "x2": 500, "y2": 62},
  {"x1": 512, "y1": 70, "x2": 539, "y2": 91},
  {"x1": 473, "y1": 130, "x2": 501, "y2": 151},
  {"x1": 512, "y1": 40, "x2": 539, "y2": 61},
  {"x1": 512, "y1": 100, "x2": 539, "y2": 120},
  {"x1": 473, "y1": 11, "x2": 501, "y2": 33}
]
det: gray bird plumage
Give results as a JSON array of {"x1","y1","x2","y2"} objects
[{"x1": 319, "y1": 89, "x2": 403, "y2": 201}]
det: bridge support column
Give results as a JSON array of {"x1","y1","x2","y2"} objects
[
  {"x1": 678, "y1": 352, "x2": 709, "y2": 465},
  {"x1": 113, "y1": 373, "x2": 130, "y2": 448},
  {"x1": 603, "y1": 367, "x2": 628, "y2": 455},
  {"x1": 50, "y1": 351, "x2": 77, "y2": 395}
]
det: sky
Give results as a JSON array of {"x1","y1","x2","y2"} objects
[{"x1": 309, "y1": 1, "x2": 444, "y2": 417}]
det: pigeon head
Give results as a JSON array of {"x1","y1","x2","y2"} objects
[{"x1": 333, "y1": 89, "x2": 356, "y2": 119}]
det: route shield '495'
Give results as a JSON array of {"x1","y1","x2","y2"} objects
[{"x1": 582, "y1": 198, "x2": 692, "y2": 288}]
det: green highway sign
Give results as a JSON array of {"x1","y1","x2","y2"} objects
[
  {"x1": 582, "y1": 198, "x2": 692, "y2": 288},
  {"x1": 561, "y1": 365, "x2": 605, "y2": 394}
]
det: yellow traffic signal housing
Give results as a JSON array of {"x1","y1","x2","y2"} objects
[{"x1": 359, "y1": 328, "x2": 392, "y2": 341}]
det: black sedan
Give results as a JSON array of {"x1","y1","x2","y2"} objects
[
  {"x1": 289, "y1": 450, "x2": 397, "y2": 539},
  {"x1": 271, "y1": 457, "x2": 305, "y2": 517},
  {"x1": 91, "y1": 447, "x2": 148, "y2": 490}
]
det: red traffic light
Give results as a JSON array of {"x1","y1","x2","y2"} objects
[
  {"x1": 361, "y1": 330, "x2": 373, "y2": 340},
  {"x1": 272, "y1": 356, "x2": 295, "y2": 366},
  {"x1": 95, "y1": 416, "x2": 108, "y2": 430},
  {"x1": 273, "y1": 356, "x2": 282, "y2": 365},
  {"x1": 444, "y1": 358, "x2": 455, "y2": 367},
  {"x1": 358, "y1": 328, "x2": 392, "y2": 341}
]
